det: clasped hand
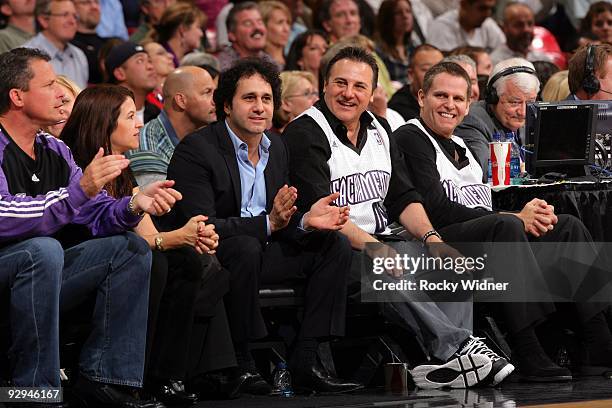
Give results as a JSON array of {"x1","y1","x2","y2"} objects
[
  {"x1": 516, "y1": 198, "x2": 557, "y2": 237},
  {"x1": 182, "y1": 215, "x2": 219, "y2": 254}
]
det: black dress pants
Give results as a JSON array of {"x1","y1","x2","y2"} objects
[
  {"x1": 215, "y1": 230, "x2": 352, "y2": 344},
  {"x1": 146, "y1": 248, "x2": 209, "y2": 380},
  {"x1": 439, "y1": 213, "x2": 608, "y2": 334}
]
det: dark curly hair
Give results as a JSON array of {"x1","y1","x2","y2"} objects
[{"x1": 214, "y1": 58, "x2": 282, "y2": 121}]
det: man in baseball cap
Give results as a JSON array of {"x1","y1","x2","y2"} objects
[{"x1": 106, "y1": 41, "x2": 160, "y2": 123}]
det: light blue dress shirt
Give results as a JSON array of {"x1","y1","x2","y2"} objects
[
  {"x1": 24, "y1": 32, "x2": 89, "y2": 89},
  {"x1": 226, "y1": 121, "x2": 272, "y2": 235},
  {"x1": 96, "y1": 0, "x2": 129, "y2": 40}
]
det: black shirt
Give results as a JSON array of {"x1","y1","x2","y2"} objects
[
  {"x1": 1, "y1": 128, "x2": 70, "y2": 197},
  {"x1": 283, "y1": 99, "x2": 422, "y2": 224},
  {"x1": 391, "y1": 118, "x2": 493, "y2": 230},
  {"x1": 388, "y1": 84, "x2": 420, "y2": 121}
]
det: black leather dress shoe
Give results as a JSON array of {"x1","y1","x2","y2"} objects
[
  {"x1": 188, "y1": 370, "x2": 248, "y2": 400},
  {"x1": 238, "y1": 369, "x2": 272, "y2": 395},
  {"x1": 151, "y1": 380, "x2": 197, "y2": 406},
  {"x1": 72, "y1": 377, "x2": 166, "y2": 408},
  {"x1": 292, "y1": 362, "x2": 364, "y2": 394}
]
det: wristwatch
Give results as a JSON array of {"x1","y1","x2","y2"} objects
[
  {"x1": 128, "y1": 194, "x2": 144, "y2": 216},
  {"x1": 154, "y1": 234, "x2": 164, "y2": 251}
]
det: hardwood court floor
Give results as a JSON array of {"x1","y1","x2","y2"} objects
[{"x1": 197, "y1": 377, "x2": 612, "y2": 408}]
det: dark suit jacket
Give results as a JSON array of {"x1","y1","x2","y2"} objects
[{"x1": 161, "y1": 120, "x2": 301, "y2": 244}]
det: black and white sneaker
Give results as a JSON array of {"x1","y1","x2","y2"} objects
[
  {"x1": 455, "y1": 336, "x2": 515, "y2": 386},
  {"x1": 410, "y1": 354, "x2": 492, "y2": 389}
]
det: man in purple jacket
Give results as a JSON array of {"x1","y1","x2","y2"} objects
[{"x1": 0, "y1": 48, "x2": 181, "y2": 408}]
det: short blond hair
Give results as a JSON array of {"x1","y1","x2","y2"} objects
[
  {"x1": 274, "y1": 70, "x2": 316, "y2": 128},
  {"x1": 56, "y1": 75, "x2": 81, "y2": 98},
  {"x1": 541, "y1": 70, "x2": 569, "y2": 102},
  {"x1": 280, "y1": 70, "x2": 316, "y2": 101},
  {"x1": 259, "y1": 0, "x2": 291, "y2": 25}
]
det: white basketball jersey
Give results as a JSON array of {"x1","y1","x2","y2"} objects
[
  {"x1": 407, "y1": 119, "x2": 492, "y2": 210},
  {"x1": 304, "y1": 106, "x2": 392, "y2": 234}
]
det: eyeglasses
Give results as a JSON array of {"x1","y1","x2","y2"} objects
[
  {"x1": 286, "y1": 90, "x2": 319, "y2": 99},
  {"x1": 45, "y1": 12, "x2": 79, "y2": 20}
]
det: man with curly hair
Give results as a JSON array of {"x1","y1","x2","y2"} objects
[{"x1": 161, "y1": 58, "x2": 363, "y2": 395}]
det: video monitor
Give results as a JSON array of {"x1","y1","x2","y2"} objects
[{"x1": 525, "y1": 101, "x2": 598, "y2": 177}]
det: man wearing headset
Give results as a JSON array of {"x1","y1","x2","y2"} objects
[
  {"x1": 454, "y1": 58, "x2": 539, "y2": 181},
  {"x1": 567, "y1": 43, "x2": 612, "y2": 101}
]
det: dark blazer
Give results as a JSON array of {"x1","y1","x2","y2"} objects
[{"x1": 162, "y1": 120, "x2": 300, "y2": 244}]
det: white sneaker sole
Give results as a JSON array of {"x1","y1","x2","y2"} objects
[
  {"x1": 491, "y1": 362, "x2": 515, "y2": 385},
  {"x1": 410, "y1": 354, "x2": 493, "y2": 389}
]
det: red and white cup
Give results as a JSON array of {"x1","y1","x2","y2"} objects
[{"x1": 490, "y1": 141, "x2": 511, "y2": 186}]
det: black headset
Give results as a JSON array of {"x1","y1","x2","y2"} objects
[
  {"x1": 582, "y1": 44, "x2": 600, "y2": 96},
  {"x1": 484, "y1": 66, "x2": 537, "y2": 105}
]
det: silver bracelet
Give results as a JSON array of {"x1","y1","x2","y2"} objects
[{"x1": 127, "y1": 194, "x2": 144, "y2": 217}]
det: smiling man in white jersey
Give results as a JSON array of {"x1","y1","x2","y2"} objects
[
  {"x1": 393, "y1": 61, "x2": 612, "y2": 381},
  {"x1": 283, "y1": 46, "x2": 515, "y2": 389}
]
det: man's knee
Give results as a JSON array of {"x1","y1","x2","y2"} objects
[
  {"x1": 554, "y1": 214, "x2": 591, "y2": 241},
  {"x1": 20, "y1": 237, "x2": 64, "y2": 279},
  {"x1": 218, "y1": 235, "x2": 263, "y2": 261}
]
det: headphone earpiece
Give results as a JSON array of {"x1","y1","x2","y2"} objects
[
  {"x1": 582, "y1": 45, "x2": 600, "y2": 96},
  {"x1": 484, "y1": 66, "x2": 537, "y2": 106}
]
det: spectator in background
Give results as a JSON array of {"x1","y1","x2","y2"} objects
[
  {"x1": 568, "y1": 43, "x2": 612, "y2": 100},
  {"x1": 443, "y1": 54, "x2": 480, "y2": 101},
  {"x1": 217, "y1": 1, "x2": 275, "y2": 70},
  {"x1": 180, "y1": 50, "x2": 220, "y2": 79},
  {"x1": 260, "y1": 0, "x2": 291, "y2": 69},
  {"x1": 285, "y1": 29, "x2": 328, "y2": 78},
  {"x1": 72, "y1": 0, "x2": 106, "y2": 84},
  {"x1": 450, "y1": 45, "x2": 492, "y2": 75},
  {"x1": 127, "y1": 66, "x2": 217, "y2": 185},
  {"x1": 46, "y1": 74, "x2": 81, "y2": 136},
  {"x1": 388, "y1": 44, "x2": 443, "y2": 121},
  {"x1": 272, "y1": 70, "x2": 318, "y2": 133},
  {"x1": 375, "y1": 0, "x2": 416, "y2": 85},
  {"x1": 24, "y1": 0, "x2": 88, "y2": 88},
  {"x1": 490, "y1": 2, "x2": 552, "y2": 67},
  {"x1": 541, "y1": 69, "x2": 570, "y2": 101},
  {"x1": 454, "y1": 58, "x2": 540, "y2": 178},
  {"x1": 96, "y1": 0, "x2": 128, "y2": 39},
  {"x1": 152, "y1": 2, "x2": 206, "y2": 67},
  {"x1": 106, "y1": 41, "x2": 160, "y2": 123},
  {"x1": 130, "y1": 0, "x2": 174, "y2": 43},
  {"x1": 143, "y1": 40, "x2": 174, "y2": 109},
  {"x1": 98, "y1": 36, "x2": 123, "y2": 80},
  {"x1": 579, "y1": 1, "x2": 612, "y2": 44},
  {"x1": 318, "y1": 0, "x2": 361, "y2": 43},
  {"x1": 282, "y1": 0, "x2": 309, "y2": 53},
  {"x1": 532, "y1": 60, "x2": 560, "y2": 98},
  {"x1": 0, "y1": 0, "x2": 35, "y2": 53},
  {"x1": 427, "y1": 0, "x2": 505, "y2": 53}
]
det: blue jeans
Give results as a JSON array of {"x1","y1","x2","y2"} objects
[{"x1": 0, "y1": 232, "x2": 151, "y2": 387}]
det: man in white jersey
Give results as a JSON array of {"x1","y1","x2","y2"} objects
[
  {"x1": 393, "y1": 61, "x2": 612, "y2": 381},
  {"x1": 284, "y1": 46, "x2": 514, "y2": 389}
]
